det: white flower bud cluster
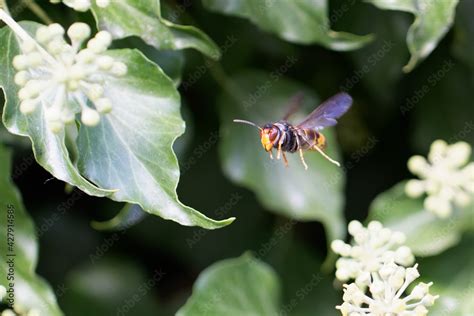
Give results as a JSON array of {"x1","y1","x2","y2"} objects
[
  {"x1": 49, "y1": 0, "x2": 110, "y2": 12},
  {"x1": 336, "y1": 261, "x2": 438, "y2": 316},
  {"x1": 331, "y1": 220, "x2": 415, "y2": 282},
  {"x1": 405, "y1": 140, "x2": 474, "y2": 218},
  {"x1": 12, "y1": 23, "x2": 127, "y2": 132}
]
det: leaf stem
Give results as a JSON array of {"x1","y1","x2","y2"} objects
[
  {"x1": 25, "y1": 0, "x2": 53, "y2": 24},
  {"x1": 0, "y1": 8, "x2": 57, "y2": 65}
]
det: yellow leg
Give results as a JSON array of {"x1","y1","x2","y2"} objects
[
  {"x1": 313, "y1": 145, "x2": 340, "y2": 167},
  {"x1": 282, "y1": 151, "x2": 288, "y2": 167},
  {"x1": 299, "y1": 149, "x2": 308, "y2": 170},
  {"x1": 277, "y1": 142, "x2": 282, "y2": 160}
]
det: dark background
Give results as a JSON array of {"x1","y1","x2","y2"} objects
[{"x1": 2, "y1": 0, "x2": 473, "y2": 315}]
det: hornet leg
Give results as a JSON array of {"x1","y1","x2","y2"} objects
[
  {"x1": 268, "y1": 149, "x2": 274, "y2": 160},
  {"x1": 313, "y1": 145, "x2": 340, "y2": 167},
  {"x1": 282, "y1": 151, "x2": 289, "y2": 167},
  {"x1": 277, "y1": 141, "x2": 283, "y2": 160},
  {"x1": 295, "y1": 136, "x2": 308, "y2": 170},
  {"x1": 299, "y1": 149, "x2": 308, "y2": 170}
]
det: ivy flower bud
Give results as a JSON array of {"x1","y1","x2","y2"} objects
[
  {"x1": 336, "y1": 261, "x2": 438, "y2": 315},
  {"x1": 11, "y1": 20, "x2": 127, "y2": 132},
  {"x1": 333, "y1": 221, "x2": 415, "y2": 281},
  {"x1": 405, "y1": 140, "x2": 473, "y2": 218},
  {"x1": 348, "y1": 220, "x2": 363, "y2": 235},
  {"x1": 35, "y1": 26, "x2": 53, "y2": 43},
  {"x1": 410, "y1": 282, "x2": 430, "y2": 299},
  {"x1": 48, "y1": 23, "x2": 65, "y2": 37},
  {"x1": 95, "y1": 31, "x2": 112, "y2": 47},
  {"x1": 95, "y1": 98, "x2": 112, "y2": 113},
  {"x1": 20, "y1": 99, "x2": 38, "y2": 114},
  {"x1": 14, "y1": 71, "x2": 29, "y2": 86},
  {"x1": 67, "y1": 22, "x2": 91, "y2": 42},
  {"x1": 395, "y1": 246, "x2": 415, "y2": 266},
  {"x1": 408, "y1": 156, "x2": 428, "y2": 174},
  {"x1": 96, "y1": 55, "x2": 114, "y2": 70},
  {"x1": 12, "y1": 54, "x2": 29, "y2": 70},
  {"x1": 81, "y1": 107, "x2": 100, "y2": 126},
  {"x1": 405, "y1": 179, "x2": 425, "y2": 197},
  {"x1": 414, "y1": 305, "x2": 428, "y2": 315}
]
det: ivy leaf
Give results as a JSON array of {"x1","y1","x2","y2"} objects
[
  {"x1": 0, "y1": 144, "x2": 63, "y2": 315},
  {"x1": 113, "y1": 36, "x2": 185, "y2": 87},
  {"x1": 202, "y1": 0, "x2": 372, "y2": 51},
  {"x1": 1, "y1": 23, "x2": 234, "y2": 229},
  {"x1": 419, "y1": 235, "x2": 474, "y2": 315},
  {"x1": 368, "y1": 181, "x2": 473, "y2": 256},
  {"x1": 367, "y1": 0, "x2": 459, "y2": 72},
  {"x1": 91, "y1": 0, "x2": 221, "y2": 59},
  {"x1": 0, "y1": 24, "x2": 113, "y2": 198},
  {"x1": 219, "y1": 70, "x2": 345, "y2": 243},
  {"x1": 75, "y1": 49, "x2": 234, "y2": 229},
  {"x1": 176, "y1": 253, "x2": 281, "y2": 316}
]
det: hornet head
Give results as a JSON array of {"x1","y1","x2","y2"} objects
[
  {"x1": 260, "y1": 124, "x2": 279, "y2": 152},
  {"x1": 233, "y1": 119, "x2": 278, "y2": 152}
]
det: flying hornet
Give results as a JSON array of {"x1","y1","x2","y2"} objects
[{"x1": 233, "y1": 92, "x2": 352, "y2": 170}]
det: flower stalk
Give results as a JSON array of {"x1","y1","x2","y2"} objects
[{"x1": 0, "y1": 8, "x2": 57, "y2": 65}]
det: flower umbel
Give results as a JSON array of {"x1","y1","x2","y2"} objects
[
  {"x1": 336, "y1": 261, "x2": 438, "y2": 316},
  {"x1": 331, "y1": 220, "x2": 415, "y2": 282},
  {"x1": 12, "y1": 23, "x2": 127, "y2": 132},
  {"x1": 50, "y1": 0, "x2": 110, "y2": 12},
  {"x1": 405, "y1": 140, "x2": 474, "y2": 218}
]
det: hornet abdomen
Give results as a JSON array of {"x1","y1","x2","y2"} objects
[{"x1": 270, "y1": 121, "x2": 325, "y2": 153}]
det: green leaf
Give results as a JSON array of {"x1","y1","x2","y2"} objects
[
  {"x1": 113, "y1": 36, "x2": 185, "y2": 87},
  {"x1": 202, "y1": 0, "x2": 372, "y2": 51},
  {"x1": 368, "y1": 181, "x2": 473, "y2": 256},
  {"x1": 0, "y1": 23, "x2": 113, "y2": 198},
  {"x1": 76, "y1": 49, "x2": 234, "y2": 229},
  {"x1": 419, "y1": 235, "x2": 474, "y2": 315},
  {"x1": 91, "y1": 0, "x2": 221, "y2": 59},
  {"x1": 1, "y1": 23, "x2": 234, "y2": 229},
  {"x1": 367, "y1": 0, "x2": 459, "y2": 72},
  {"x1": 0, "y1": 144, "x2": 63, "y2": 315},
  {"x1": 176, "y1": 253, "x2": 281, "y2": 316},
  {"x1": 219, "y1": 70, "x2": 345, "y2": 242}
]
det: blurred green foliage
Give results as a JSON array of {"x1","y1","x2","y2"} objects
[{"x1": 0, "y1": 0, "x2": 473, "y2": 315}]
